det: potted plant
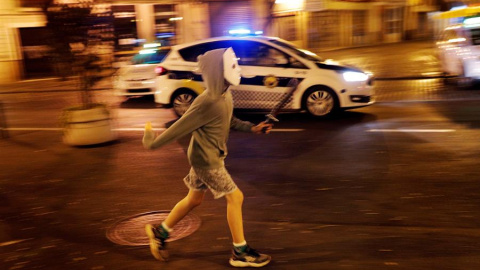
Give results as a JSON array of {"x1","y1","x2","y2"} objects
[{"x1": 43, "y1": 0, "x2": 117, "y2": 146}]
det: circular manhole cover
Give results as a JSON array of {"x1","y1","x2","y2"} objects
[{"x1": 106, "y1": 211, "x2": 201, "y2": 246}]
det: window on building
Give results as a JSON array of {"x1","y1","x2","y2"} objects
[
  {"x1": 19, "y1": 27, "x2": 53, "y2": 78},
  {"x1": 154, "y1": 4, "x2": 175, "y2": 46},
  {"x1": 209, "y1": 2, "x2": 253, "y2": 37},
  {"x1": 307, "y1": 10, "x2": 340, "y2": 49},
  {"x1": 112, "y1": 5, "x2": 137, "y2": 50},
  {"x1": 19, "y1": 0, "x2": 49, "y2": 8},
  {"x1": 276, "y1": 15, "x2": 297, "y2": 41},
  {"x1": 385, "y1": 8, "x2": 402, "y2": 34},
  {"x1": 352, "y1": 10, "x2": 367, "y2": 45}
]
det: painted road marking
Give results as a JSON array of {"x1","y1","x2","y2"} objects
[
  {"x1": 5, "y1": 128, "x2": 62, "y2": 131},
  {"x1": 5, "y1": 127, "x2": 304, "y2": 132},
  {"x1": 270, "y1": 129, "x2": 304, "y2": 132},
  {"x1": 4, "y1": 127, "x2": 165, "y2": 131},
  {"x1": 367, "y1": 129, "x2": 455, "y2": 133},
  {"x1": 0, "y1": 238, "x2": 32, "y2": 247},
  {"x1": 7, "y1": 127, "x2": 456, "y2": 133}
]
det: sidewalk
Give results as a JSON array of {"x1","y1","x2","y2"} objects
[
  {"x1": 0, "y1": 40, "x2": 442, "y2": 94},
  {"x1": 315, "y1": 39, "x2": 442, "y2": 80},
  {"x1": 0, "y1": 76, "x2": 112, "y2": 94}
]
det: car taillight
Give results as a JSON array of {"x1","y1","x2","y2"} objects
[{"x1": 155, "y1": 66, "x2": 168, "y2": 76}]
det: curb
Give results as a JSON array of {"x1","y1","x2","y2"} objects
[
  {"x1": 0, "y1": 87, "x2": 111, "y2": 95},
  {"x1": 0, "y1": 76, "x2": 448, "y2": 94},
  {"x1": 375, "y1": 75, "x2": 446, "y2": 81}
]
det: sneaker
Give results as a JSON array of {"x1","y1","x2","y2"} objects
[
  {"x1": 145, "y1": 224, "x2": 169, "y2": 261},
  {"x1": 229, "y1": 245, "x2": 271, "y2": 267}
]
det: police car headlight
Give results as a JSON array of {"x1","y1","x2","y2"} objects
[{"x1": 343, "y1": 71, "x2": 369, "y2": 82}]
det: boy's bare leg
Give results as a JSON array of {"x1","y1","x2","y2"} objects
[
  {"x1": 164, "y1": 189, "x2": 206, "y2": 228},
  {"x1": 225, "y1": 188, "x2": 270, "y2": 267},
  {"x1": 225, "y1": 188, "x2": 245, "y2": 243},
  {"x1": 145, "y1": 189, "x2": 205, "y2": 261}
]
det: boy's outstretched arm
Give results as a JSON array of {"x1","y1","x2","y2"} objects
[
  {"x1": 230, "y1": 116, "x2": 273, "y2": 134},
  {"x1": 251, "y1": 121, "x2": 273, "y2": 134},
  {"x1": 142, "y1": 122, "x2": 156, "y2": 149},
  {"x1": 142, "y1": 101, "x2": 210, "y2": 150}
]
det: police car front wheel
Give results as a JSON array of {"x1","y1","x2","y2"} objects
[
  {"x1": 172, "y1": 90, "x2": 197, "y2": 117},
  {"x1": 302, "y1": 87, "x2": 339, "y2": 117}
]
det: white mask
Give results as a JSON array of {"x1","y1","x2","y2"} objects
[{"x1": 223, "y1": 48, "x2": 241, "y2": 86}]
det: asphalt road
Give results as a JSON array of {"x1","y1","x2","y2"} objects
[{"x1": 1, "y1": 83, "x2": 480, "y2": 269}]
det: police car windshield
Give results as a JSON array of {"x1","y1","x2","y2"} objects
[
  {"x1": 468, "y1": 28, "x2": 480, "y2": 45},
  {"x1": 269, "y1": 39, "x2": 323, "y2": 62},
  {"x1": 131, "y1": 50, "x2": 169, "y2": 65}
]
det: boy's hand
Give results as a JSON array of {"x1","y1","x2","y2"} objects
[
  {"x1": 251, "y1": 121, "x2": 273, "y2": 134},
  {"x1": 143, "y1": 122, "x2": 155, "y2": 149}
]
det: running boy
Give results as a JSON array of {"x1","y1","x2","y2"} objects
[{"x1": 142, "y1": 48, "x2": 272, "y2": 267}]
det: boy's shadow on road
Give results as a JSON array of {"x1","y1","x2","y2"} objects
[
  {"x1": 118, "y1": 95, "x2": 158, "y2": 109},
  {"x1": 234, "y1": 109, "x2": 376, "y2": 127}
]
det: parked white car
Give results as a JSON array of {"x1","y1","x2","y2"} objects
[
  {"x1": 154, "y1": 36, "x2": 374, "y2": 117},
  {"x1": 436, "y1": 19, "x2": 480, "y2": 86},
  {"x1": 113, "y1": 47, "x2": 170, "y2": 97}
]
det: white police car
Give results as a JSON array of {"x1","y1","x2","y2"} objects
[
  {"x1": 113, "y1": 46, "x2": 170, "y2": 97},
  {"x1": 154, "y1": 36, "x2": 374, "y2": 117},
  {"x1": 436, "y1": 18, "x2": 480, "y2": 87}
]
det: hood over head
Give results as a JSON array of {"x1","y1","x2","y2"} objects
[{"x1": 197, "y1": 48, "x2": 229, "y2": 97}]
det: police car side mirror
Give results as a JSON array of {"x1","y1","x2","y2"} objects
[
  {"x1": 192, "y1": 68, "x2": 202, "y2": 75},
  {"x1": 275, "y1": 63, "x2": 289, "y2": 68},
  {"x1": 275, "y1": 57, "x2": 289, "y2": 66},
  {"x1": 241, "y1": 72, "x2": 256, "y2": 78}
]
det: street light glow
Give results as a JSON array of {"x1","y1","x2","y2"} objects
[
  {"x1": 274, "y1": 0, "x2": 305, "y2": 12},
  {"x1": 169, "y1": 17, "x2": 183, "y2": 21}
]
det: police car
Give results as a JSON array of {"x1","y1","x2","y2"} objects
[
  {"x1": 154, "y1": 35, "x2": 374, "y2": 117},
  {"x1": 436, "y1": 17, "x2": 480, "y2": 87},
  {"x1": 113, "y1": 45, "x2": 170, "y2": 97}
]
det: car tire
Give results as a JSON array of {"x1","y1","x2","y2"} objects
[
  {"x1": 171, "y1": 89, "x2": 197, "y2": 117},
  {"x1": 302, "y1": 86, "x2": 339, "y2": 117},
  {"x1": 456, "y1": 65, "x2": 474, "y2": 89},
  {"x1": 442, "y1": 72, "x2": 456, "y2": 85}
]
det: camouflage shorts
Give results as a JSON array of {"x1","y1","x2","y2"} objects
[{"x1": 183, "y1": 166, "x2": 237, "y2": 199}]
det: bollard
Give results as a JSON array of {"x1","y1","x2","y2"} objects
[{"x1": 0, "y1": 101, "x2": 9, "y2": 138}]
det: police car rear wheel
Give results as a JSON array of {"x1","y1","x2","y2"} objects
[
  {"x1": 302, "y1": 87, "x2": 338, "y2": 117},
  {"x1": 456, "y1": 65, "x2": 474, "y2": 89},
  {"x1": 172, "y1": 90, "x2": 197, "y2": 117}
]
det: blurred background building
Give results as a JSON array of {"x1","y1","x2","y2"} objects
[{"x1": 0, "y1": 0, "x2": 476, "y2": 83}]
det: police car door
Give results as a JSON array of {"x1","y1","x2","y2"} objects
[
  {"x1": 439, "y1": 28, "x2": 464, "y2": 75},
  {"x1": 228, "y1": 40, "x2": 306, "y2": 110}
]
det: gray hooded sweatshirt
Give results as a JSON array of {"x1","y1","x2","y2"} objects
[{"x1": 143, "y1": 48, "x2": 253, "y2": 169}]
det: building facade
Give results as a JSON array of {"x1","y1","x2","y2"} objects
[
  {"x1": 269, "y1": 0, "x2": 439, "y2": 51},
  {"x1": 0, "y1": 0, "x2": 47, "y2": 83},
  {"x1": 1, "y1": 0, "x2": 442, "y2": 83}
]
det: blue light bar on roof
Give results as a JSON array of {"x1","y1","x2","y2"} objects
[
  {"x1": 229, "y1": 29, "x2": 251, "y2": 35},
  {"x1": 139, "y1": 49, "x2": 156, "y2": 54},
  {"x1": 229, "y1": 29, "x2": 264, "y2": 36}
]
